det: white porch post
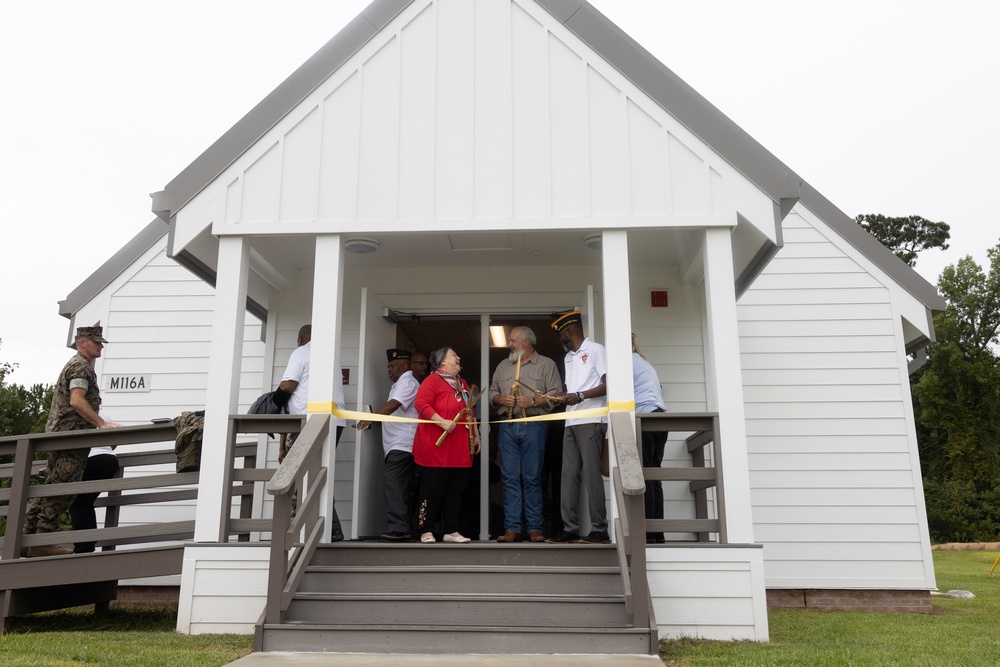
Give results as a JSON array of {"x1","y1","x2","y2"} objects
[
  {"x1": 703, "y1": 227, "x2": 754, "y2": 543},
  {"x1": 601, "y1": 230, "x2": 636, "y2": 533},
  {"x1": 193, "y1": 235, "x2": 249, "y2": 542},
  {"x1": 309, "y1": 234, "x2": 345, "y2": 542}
]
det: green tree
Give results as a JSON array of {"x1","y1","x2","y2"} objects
[
  {"x1": 912, "y1": 246, "x2": 1000, "y2": 541},
  {"x1": 854, "y1": 213, "x2": 950, "y2": 267},
  {"x1": 0, "y1": 340, "x2": 53, "y2": 437}
]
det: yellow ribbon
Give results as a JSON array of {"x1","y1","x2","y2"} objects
[{"x1": 307, "y1": 401, "x2": 620, "y2": 425}]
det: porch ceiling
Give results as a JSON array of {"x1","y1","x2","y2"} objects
[{"x1": 250, "y1": 227, "x2": 689, "y2": 277}]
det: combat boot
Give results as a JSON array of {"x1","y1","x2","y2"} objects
[{"x1": 26, "y1": 529, "x2": 73, "y2": 558}]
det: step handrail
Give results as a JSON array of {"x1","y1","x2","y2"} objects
[
  {"x1": 608, "y1": 411, "x2": 651, "y2": 639},
  {"x1": 635, "y1": 412, "x2": 725, "y2": 543},
  {"x1": 261, "y1": 412, "x2": 330, "y2": 631}
]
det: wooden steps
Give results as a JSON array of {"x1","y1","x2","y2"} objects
[{"x1": 257, "y1": 542, "x2": 652, "y2": 654}]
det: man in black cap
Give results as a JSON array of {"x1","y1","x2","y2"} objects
[
  {"x1": 546, "y1": 311, "x2": 609, "y2": 544},
  {"x1": 22, "y1": 325, "x2": 121, "y2": 557},
  {"x1": 358, "y1": 349, "x2": 421, "y2": 541}
]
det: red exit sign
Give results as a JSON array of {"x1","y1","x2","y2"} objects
[{"x1": 650, "y1": 290, "x2": 669, "y2": 307}]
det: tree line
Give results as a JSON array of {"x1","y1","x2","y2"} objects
[
  {"x1": 858, "y1": 214, "x2": 1000, "y2": 542},
  {"x1": 0, "y1": 343, "x2": 52, "y2": 438}
]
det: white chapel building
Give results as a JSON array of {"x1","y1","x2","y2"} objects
[{"x1": 58, "y1": 0, "x2": 944, "y2": 640}]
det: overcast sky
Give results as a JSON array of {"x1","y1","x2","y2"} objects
[{"x1": 2, "y1": 0, "x2": 998, "y2": 388}]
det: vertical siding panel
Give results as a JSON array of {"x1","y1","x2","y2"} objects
[
  {"x1": 434, "y1": 0, "x2": 474, "y2": 219},
  {"x1": 240, "y1": 143, "x2": 281, "y2": 223},
  {"x1": 473, "y1": 0, "x2": 513, "y2": 219},
  {"x1": 667, "y1": 133, "x2": 709, "y2": 214},
  {"x1": 588, "y1": 68, "x2": 627, "y2": 217},
  {"x1": 398, "y1": 4, "x2": 436, "y2": 220},
  {"x1": 357, "y1": 38, "x2": 401, "y2": 221},
  {"x1": 627, "y1": 101, "x2": 668, "y2": 217},
  {"x1": 318, "y1": 73, "x2": 361, "y2": 221},
  {"x1": 548, "y1": 34, "x2": 588, "y2": 218},
  {"x1": 510, "y1": 3, "x2": 549, "y2": 218},
  {"x1": 279, "y1": 107, "x2": 322, "y2": 222},
  {"x1": 224, "y1": 177, "x2": 241, "y2": 224}
]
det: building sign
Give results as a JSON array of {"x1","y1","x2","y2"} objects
[{"x1": 103, "y1": 375, "x2": 152, "y2": 392}]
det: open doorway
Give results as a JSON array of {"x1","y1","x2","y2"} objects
[{"x1": 393, "y1": 315, "x2": 567, "y2": 540}]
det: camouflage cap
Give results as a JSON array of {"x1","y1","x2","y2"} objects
[{"x1": 76, "y1": 325, "x2": 109, "y2": 343}]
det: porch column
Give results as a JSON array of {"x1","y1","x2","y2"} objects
[
  {"x1": 703, "y1": 227, "x2": 754, "y2": 543},
  {"x1": 601, "y1": 230, "x2": 636, "y2": 532},
  {"x1": 309, "y1": 233, "x2": 345, "y2": 542},
  {"x1": 194, "y1": 234, "x2": 249, "y2": 542}
]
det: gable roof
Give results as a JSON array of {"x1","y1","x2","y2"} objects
[
  {"x1": 58, "y1": 218, "x2": 168, "y2": 318},
  {"x1": 66, "y1": 0, "x2": 944, "y2": 322}
]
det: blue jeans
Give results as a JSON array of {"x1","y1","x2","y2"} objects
[{"x1": 498, "y1": 421, "x2": 547, "y2": 533}]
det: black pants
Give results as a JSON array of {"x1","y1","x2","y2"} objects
[
  {"x1": 418, "y1": 467, "x2": 470, "y2": 535},
  {"x1": 641, "y1": 409, "x2": 668, "y2": 542},
  {"x1": 383, "y1": 450, "x2": 416, "y2": 534},
  {"x1": 288, "y1": 425, "x2": 344, "y2": 539},
  {"x1": 69, "y1": 453, "x2": 120, "y2": 553}
]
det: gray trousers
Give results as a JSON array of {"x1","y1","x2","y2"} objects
[{"x1": 559, "y1": 422, "x2": 608, "y2": 534}]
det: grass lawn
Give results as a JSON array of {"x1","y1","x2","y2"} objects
[
  {"x1": 0, "y1": 607, "x2": 252, "y2": 667},
  {"x1": 2, "y1": 550, "x2": 999, "y2": 665},
  {"x1": 661, "y1": 548, "x2": 1000, "y2": 665}
]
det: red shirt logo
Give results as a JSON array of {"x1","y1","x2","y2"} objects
[{"x1": 581, "y1": 353, "x2": 589, "y2": 363}]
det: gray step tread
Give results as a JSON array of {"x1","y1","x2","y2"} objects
[
  {"x1": 266, "y1": 622, "x2": 646, "y2": 634},
  {"x1": 305, "y1": 564, "x2": 620, "y2": 573},
  {"x1": 292, "y1": 591, "x2": 624, "y2": 602},
  {"x1": 314, "y1": 542, "x2": 616, "y2": 549}
]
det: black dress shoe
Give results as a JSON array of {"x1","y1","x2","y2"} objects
[
  {"x1": 544, "y1": 530, "x2": 580, "y2": 543},
  {"x1": 574, "y1": 530, "x2": 610, "y2": 544},
  {"x1": 380, "y1": 531, "x2": 411, "y2": 542}
]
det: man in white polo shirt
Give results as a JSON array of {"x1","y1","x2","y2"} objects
[
  {"x1": 546, "y1": 311, "x2": 609, "y2": 544},
  {"x1": 279, "y1": 324, "x2": 348, "y2": 541},
  {"x1": 357, "y1": 349, "x2": 420, "y2": 541}
]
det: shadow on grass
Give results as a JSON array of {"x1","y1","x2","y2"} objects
[{"x1": 8, "y1": 605, "x2": 179, "y2": 634}]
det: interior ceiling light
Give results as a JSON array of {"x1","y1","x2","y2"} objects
[
  {"x1": 489, "y1": 325, "x2": 507, "y2": 347},
  {"x1": 583, "y1": 234, "x2": 602, "y2": 250},
  {"x1": 345, "y1": 237, "x2": 380, "y2": 254}
]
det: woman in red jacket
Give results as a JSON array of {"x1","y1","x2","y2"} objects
[{"x1": 413, "y1": 346, "x2": 481, "y2": 543}]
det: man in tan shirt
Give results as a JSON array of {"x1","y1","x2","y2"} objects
[{"x1": 488, "y1": 326, "x2": 562, "y2": 543}]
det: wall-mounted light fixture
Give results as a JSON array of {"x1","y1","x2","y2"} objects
[
  {"x1": 345, "y1": 237, "x2": 381, "y2": 254},
  {"x1": 489, "y1": 325, "x2": 507, "y2": 347}
]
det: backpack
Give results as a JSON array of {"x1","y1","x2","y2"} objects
[
  {"x1": 248, "y1": 389, "x2": 291, "y2": 415},
  {"x1": 248, "y1": 388, "x2": 291, "y2": 438},
  {"x1": 175, "y1": 410, "x2": 205, "y2": 473}
]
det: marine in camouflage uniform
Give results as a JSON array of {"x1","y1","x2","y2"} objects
[{"x1": 23, "y1": 326, "x2": 116, "y2": 545}]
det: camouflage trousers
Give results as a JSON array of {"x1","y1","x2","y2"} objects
[{"x1": 23, "y1": 448, "x2": 90, "y2": 534}]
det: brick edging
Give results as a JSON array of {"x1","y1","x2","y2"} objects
[
  {"x1": 111, "y1": 585, "x2": 181, "y2": 608},
  {"x1": 766, "y1": 589, "x2": 931, "y2": 613}
]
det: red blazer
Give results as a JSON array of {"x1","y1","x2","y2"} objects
[{"x1": 413, "y1": 373, "x2": 475, "y2": 468}]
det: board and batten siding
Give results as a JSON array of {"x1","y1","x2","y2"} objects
[
  {"x1": 176, "y1": 544, "x2": 270, "y2": 634},
  {"x1": 174, "y1": 0, "x2": 776, "y2": 257},
  {"x1": 739, "y1": 208, "x2": 935, "y2": 590}
]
